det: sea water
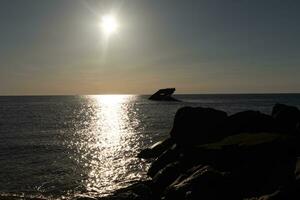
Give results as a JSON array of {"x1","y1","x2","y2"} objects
[{"x1": 1, "y1": 94, "x2": 300, "y2": 199}]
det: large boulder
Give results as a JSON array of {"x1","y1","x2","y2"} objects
[
  {"x1": 179, "y1": 133, "x2": 298, "y2": 198},
  {"x1": 170, "y1": 107, "x2": 228, "y2": 147},
  {"x1": 245, "y1": 187, "x2": 300, "y2": 200},
  {"x1": 245, "y1": 190, "x2": 288, "y2": 200},
  {"x1": 147, "y1": 144, "x2": 181, "y2": 177},
  {"x1": 225, "y1": 110, "x2": 277, "y2": 135},
  {"x1": 137, "y1": 137, "x2": 174, "y2": 159},
  {"x1": 272, "y1": 103, "x2": 300, "y2": 133},
  {"x1": 151, "y1": 162, "x2": 181, "y2": 196},
  {"x1": 164, "y1": 165, "x2": 234, "y2": 200},
  {"x1": 295, "y1": 157, "x2": 300, "y2": 180},
  {"x1": 205, "y1": 133, "x2": 297, "y2": 197}
]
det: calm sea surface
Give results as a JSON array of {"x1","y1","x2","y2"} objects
[{"x1": 1, "y1": 94, "x2": 300, "y2": 199}]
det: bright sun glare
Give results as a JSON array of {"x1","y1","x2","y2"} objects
[{"x1": 100, "y1": 15, "x2": 119, "y2": 35}]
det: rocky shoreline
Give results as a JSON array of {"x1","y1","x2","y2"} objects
[{"x1": 95, "y1": 103, "x2": 300, "y2": 200}]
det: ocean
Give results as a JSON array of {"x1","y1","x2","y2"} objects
[{"x1": 1, "y1": 94, "x2": 300, "y2": 199}]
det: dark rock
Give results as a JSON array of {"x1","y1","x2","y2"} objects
[
  {"x1": 225, "y1": 110, "x2": 278, "y2": 135},
  {"x1": 258, "y1": 191, "x2": 285, "y2": 200},
  {"x1": 170, "y1": 106, "x2": 228, "y2": 147},
  {"x1": 100, "y1": 104, "x2": 300, "y2": 200},
  {"x1": 223, "y1": 133, "x2": 296, "y2": 197},
  {"x1": 272, "y1": 103, "x2": 300, "y2": 133},
  {"x1": 137, "y1": 137, "x2": 174, "y2": 159},
  {"x1": 151, "y1": 162, "x2": 181, "y2": 196},
  {"x1": 149, "y1": 88, "x2": 180, "y2": 101},
  {"x1": 166, "y1": 164, "x2": 207, "y2": 188},
  {"x1": 147, "y1": 144, "x2": 180, "y2": 177},
  {"x1": 99, "y1": 182, "x2": 153, "y2": 200},
  {"x1": 164, "y1": 165, "x2": 234, "y2": 200},
  {"x1": 295, "y1": 157, "x2": 300, "y2": 180},
  {"x1": 246, "y1": 189, "x2": 300, "y2": 200},
  {"x1": 245, "y1": 191, "x2": 285, "y2": 200},
  {"x1": 179, "y1": 133, "x2": 298, "y2": 198}
]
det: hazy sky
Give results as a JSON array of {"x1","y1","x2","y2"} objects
[{"x1": 0, "y1": 0, "x2": 300, "y2": 95}]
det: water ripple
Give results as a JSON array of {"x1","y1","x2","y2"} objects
[{"x1": 63, "y1": 95, "x2": 149, "y2": 196}]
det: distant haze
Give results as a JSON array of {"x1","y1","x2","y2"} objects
[{"x1": 0, "y1": 0, "x2": 300, "y2": 95}]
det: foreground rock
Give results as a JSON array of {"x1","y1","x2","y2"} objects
[
  {"x1": 97, "y1": 181, "x2": 153, "y2": 200},
  {"x1": 164, "y1": 165, "x2": 234, "y2": 200},
  {"x1": 272, "y1": 103, "x2": 300, "y2": 133},
  {"x1": 147, "y1": 144, "x2": 180, "y2": 177},
  {"x1": 170, "y1": 106, "x2": 228, "y2": 147},
  {"x1": 137, "y1": 138, "x2": 174, "y2": 159},
  {"x1": 100, "y1": 104, "x2": 300, "y2": 200},
  {"x1": 225, "y1": 110, "x2": 278, "y2": 134}
]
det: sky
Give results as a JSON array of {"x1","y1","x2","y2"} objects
[{"x1": 0, "y1": 0, "x2": 300, "y2": 95}]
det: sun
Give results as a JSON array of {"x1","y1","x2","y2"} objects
[{"x1": 100, "y1": 15, "x2": 119, "y2": 36}]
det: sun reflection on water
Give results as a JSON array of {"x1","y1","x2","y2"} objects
[
  {"x1": 93, "y1": 95, "x2": 128, "y2": 147},
  {"x1": 66, "y1": 95, "x2": 148, "y2": 196}
]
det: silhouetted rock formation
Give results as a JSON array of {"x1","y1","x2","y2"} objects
[
  {"x1": 147, "y1": 144, "x2": 180, "y2": 178},
  {"x1": 225, "y1": 110, "x2": 278, "y2": 134},
  {"x1": 149, "y1": 88, "x2": 180, "y2": 101},
  {"x1": 170, "y1": 106, "x2": 228, "y2": 147},
  {"x1": 272, "y1": 103, "x2": 300, "y2": 133},
  {"x1": 97, "y1": 104, "x2": 300, "y2": 200},
  {"x1": 137, "y1": 138, "x2": 175, "y2": 159},
  {"x1": 164, "y1": 165, "x2": 233, "y2": 200}
]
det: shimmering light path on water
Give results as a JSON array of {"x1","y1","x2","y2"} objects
[{"x1": 63, "y1": 95, "x2": 149, "y2": 196}]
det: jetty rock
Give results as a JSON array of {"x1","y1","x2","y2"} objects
[
  {"x1": 170, "y1": 106, "x2": 228, "y2": 147},
  {"x1": 100, "y1": 103, "x2": 300, "y2": 200},
  {"x1": 149, "y1": 88, "x2": 180, "y2": 101}
]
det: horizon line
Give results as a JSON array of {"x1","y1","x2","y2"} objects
[{"x1": 1, "y1": 92, "x2": 300, "y2": 97}]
